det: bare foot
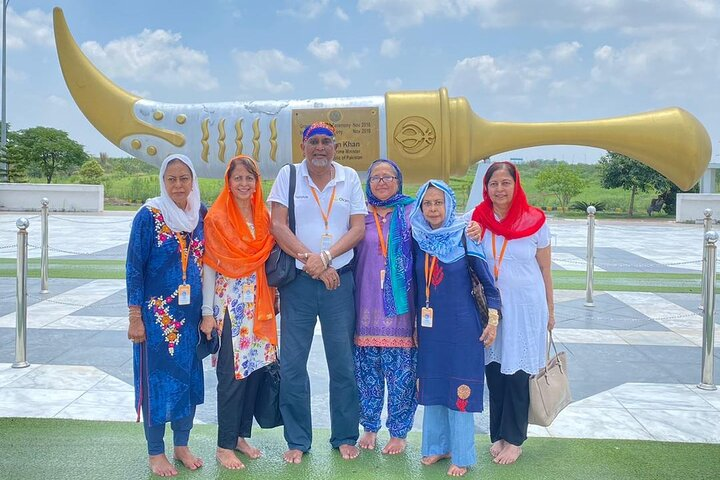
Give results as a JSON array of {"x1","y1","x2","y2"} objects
[
  {"x1": 236, "y1": 438, "x2": 262, "y2": 459},
  {"x1": 283, "y1": 449, "x2": 304, "y2": 464},
  {"x1": 216, "y1": 447, "x2": 245, "y2": 470},
  {"x1": 494, "y1": 444, "x2": 522, "y2": 465},
  {"x1": 338, "y1": 444, "x2": 360, "y2": 460},
  {"x1": 149, "y1": 454, "x2": 178, "y2": 477},
  {"x1": 359, "y1": 431, "x2": 377, "y2": 450},
  {"x1": 490, "y1": 439, "x2": 506, "y2": 458},
  {"x1": 174, "y1": 446, "x2": 203, "y2": 470},
  {"x1": 421, "y1": 453, "x2": 450, "y2": 466},
  {"x1": 447, "y1": 464, "x2": 468, "y2": 477},
  {"x1": 382, "y1": 437, "x2": 406, "y2": 455}
]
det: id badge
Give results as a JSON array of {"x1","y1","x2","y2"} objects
[
  {"x1": 242, "y1": 283, "x2": 255, "y2": 304},
  {"x1": 178, "y1": 284, "x2": 191, "y2": 305},
  {"x1": 320, "y1": 233, "x2": 333, "y2": 251},
  {"x1": 421, "y1": 307, "x2": 433, "y2": 328},
  {"x1": 380, "y1": 269, "x2": 386, "y2": 290}
]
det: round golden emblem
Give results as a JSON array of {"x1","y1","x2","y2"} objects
[
  {"x1": 457, "y1": 384, "x2": 471, "y2": 400},
  {"x1": 393, "y1": 116, "x2": 436, "y2": 156}
]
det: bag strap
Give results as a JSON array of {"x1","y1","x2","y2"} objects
[
  {"x1": 288, "y1": 164, "x2": 296, "y2": 234},
  {"x1": 546, "y1": 331, "x2": 559, "y2": 363},
  {"x1": 461, "y1": 233, "x2": 485, "y2": 332}
]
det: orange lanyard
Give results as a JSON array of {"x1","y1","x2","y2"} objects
[
  {"x1": 372, "y1": 208, "x2": 388, "y2": 259},
  {"x1": 309, "y1": 183, "x2": 336, "y2": 231},
  {"x1": 175, "y1": 233, "x2": 190, "y2": 284},
  {"x1": 491, "y1": 233, "x2": 509, "y2": 281},
  {"x1": 424, "y1": 253, "x2": 438, "y2": 307}
]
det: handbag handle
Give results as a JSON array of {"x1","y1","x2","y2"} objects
[
  {"x1": 288, "y1": 164, "x2": 296, "y2": 233},
  {"x1": 546, "y1": 331, "x2": 559, "y2": 363}
]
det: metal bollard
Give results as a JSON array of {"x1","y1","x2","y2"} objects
[
  {"x1": 13, "y1": 218, "x2": 30, "y2": 369},
  {"x1": 40, "y1": 197, "x2": 49, "y2": 294},
  {"x1": 699, "y1": 208, "x2": 712, "y2": 310},
  {"x1": 698, "y1": 231, "x2": 717, "y2": 390},
  {"x1": 584, "y1": 206, "x2": 596, "y2": 307}
]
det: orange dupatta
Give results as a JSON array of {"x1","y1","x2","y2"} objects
[{"x1": 204, "y1": 156, "x2": 277, "y2": 345}]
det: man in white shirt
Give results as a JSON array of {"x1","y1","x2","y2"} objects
[{"x1": 268, "y1": 121, "x2": 367, "y2": 464}]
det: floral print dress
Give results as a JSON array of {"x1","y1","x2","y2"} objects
[{"x1": 212, "y1": 222, "x2": 276, "y2": 379}]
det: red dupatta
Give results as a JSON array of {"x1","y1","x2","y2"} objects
[{"x1": 471, "y1": 162, "x2": 545, "y2": 240}]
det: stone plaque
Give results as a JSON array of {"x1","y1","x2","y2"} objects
[{"x1": 292, "y1": 107, "x2": 380, "y2": 170}]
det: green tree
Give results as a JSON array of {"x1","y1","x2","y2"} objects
[
  {"x1": 78, "y1": 159, "x2": 105, "y2": 184},
  {"x1": 535, "y1": 163, "x2": 586, "y2": 212},
  {"x1": 599, "y1": 152, "x2": 666, "y2": 216},
  {"x1": 13, "y1": 126, "x2": 89, "y2": 183},
  {"x1": 1, "y1": 129, "x2": 29, "y2": 183}
]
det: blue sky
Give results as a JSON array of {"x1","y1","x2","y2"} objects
[{"x1": 4, "y1": 0, "x2": 719, "y2": 166}]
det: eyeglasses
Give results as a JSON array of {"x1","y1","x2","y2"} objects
[
  {"x1": 421, "y1": 200, "x2": 445, "y2": 209},
  {"x1": 306, "y1": 137, "x2": 335, "y2": 146},
  {"x1": 369, "y1": 175, "x2": 398, "y2": 184}
]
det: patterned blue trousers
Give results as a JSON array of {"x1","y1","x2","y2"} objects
[{"x1": 353, "y1": 345, "x2": 418, "y2": 438}]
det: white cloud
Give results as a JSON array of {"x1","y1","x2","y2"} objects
[
  {"x1": 376, "y1": 77, "x2": 402, "y2": 90},
  {"x1": 232, "y1": 49, "x2": 303, "y2": 94},
  {"x1": 277, "y1": 0, "x2": 330, "y2": 19},
  {"x1": 307, "y1": 37, "x2": 341, "y2": 61},
  {"x1": 358, "y1": 0, "x2": 720, "y2": 31},
  {"x1": 6, "y1": 7, "x2": 53, "y2": 50},
  {"x1": 81, "y1": 29, "x2": 219, "y2": 91},
  {"x1": 319, "y1": 70, "x2": 350, "y2": 90},
  {"x1": 335, "y1": 7, "x2": 349, "y2": 20},
  {"x1": 549, "y1": 41, "x2": 582, "y2": 62},
  {"x1": 47, "y1": 95, "x2": 69, "y2": 108},
  {"x1": 380, "y1": 38, "x2": 401, "y2": 58}
]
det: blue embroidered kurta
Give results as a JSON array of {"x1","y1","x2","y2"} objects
[
  {"x1": 126, "y1": 205, "x2": 205, "y2": 426},
  {"x1": 412, "y1": 240, "x2": 501, "y2": 413}
]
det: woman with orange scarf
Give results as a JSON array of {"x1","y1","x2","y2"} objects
[{"x1": 200, "y1": 155, "x2": 278, "y2": 470}]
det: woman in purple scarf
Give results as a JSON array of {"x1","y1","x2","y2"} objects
[{"x1": 353, "y1": 159, "x2": 417, "y2": 455}]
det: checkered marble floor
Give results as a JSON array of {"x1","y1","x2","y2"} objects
[{"x1": 0, "y1": 213, "x2": 719, "y2": 443}]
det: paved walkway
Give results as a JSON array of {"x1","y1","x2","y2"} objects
[{"x1": 0, "y1": 213, "x2": 718, "y2": 444}]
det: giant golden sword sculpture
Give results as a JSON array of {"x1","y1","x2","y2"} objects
[{"x1": 53, "y1": 7, "x2": 710, "y2": 190}]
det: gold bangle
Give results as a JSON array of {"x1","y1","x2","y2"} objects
[{"x1": 488, "y1": 309, "x2": 499, "y2": 326}]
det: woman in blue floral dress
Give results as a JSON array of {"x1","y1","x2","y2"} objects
[{"x1": 126, "y1": 154, "x2": 206, "y2": 477}]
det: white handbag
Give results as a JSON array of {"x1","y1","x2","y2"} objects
[{"x1": 528, "y1": 332, "x2": 572, "y2": 427}]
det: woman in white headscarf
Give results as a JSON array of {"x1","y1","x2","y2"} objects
[{"x1": 126, "y1": 154, "x2": 207, "y2": 477}]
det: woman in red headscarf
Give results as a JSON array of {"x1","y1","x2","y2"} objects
[
  {"x1": 200, "y1": 155, "x2": 278, "y2": 470},
  {"x1": 468, "y1": 161, "x2": 555, "y2": 466}
]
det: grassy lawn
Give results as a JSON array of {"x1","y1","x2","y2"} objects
[
  {"x1": 1, "y1": 259, "x2": 715, "y2": 293},
  {"x1": 0, "y1": 418, "x2": 717, "y2": 480}
]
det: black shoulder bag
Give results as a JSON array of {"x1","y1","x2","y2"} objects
[{"x1": 265, "y1": 164, "x2": 297, "y2": 287}]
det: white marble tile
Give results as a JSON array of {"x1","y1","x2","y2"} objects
[
  {"x1": 628, "y1": 408, "x2": 720, "y2": 443},
  {"x1": 554, "y1": 290, "x2": 589, "y2": 302},
  {"x1": 71, "y1": 389, "x2": 135, "y2": 407},
  {"x1": 615, "y1": 330, "x2": 695, "y2": 347},
  {"x1": 44, "y1": 315, "x2": 126, "y2": 331},
  {"x1": 0, "y1": 280, "x2": 126, "y2": 328},
  {"x1": 89, "y1": 375, "x2": 133, "y2": 392},
  {"x1": 527, "y1": 424, "x2": 551, "y2": 437},
  {"x1": 0, "y1": 363, "x2": 40, "y2": 388},
  {"x1": 547, "y1": 406, "x2": 653, "y2": 440},
  {"x1": 567, "y1": 390, "x2": 623, "y2": 409},
  {"x1": 608, "y1": 292, "x2": 703, "y2": 332},
  {"x1": 689, "y1": 384, "x2": 720, "y2": 410},
  {"x1": 552, "y1": 253, "x2": 606, "y2": 272},
  {"x1": 610, "y1": 383, "x2": 715, "y2": 411},
  {"x1": 8, "y1": 364, "x2": 107, "y2": 391},
  {"x1": 552, "y1": 329, "x2": 626, "y2": 345},
  {"x1": 0, "y1": 387, "x2": 84, "y2": 417},
  {"x1": 55, "y1": 403, "x2": 138, "y2": 422}
]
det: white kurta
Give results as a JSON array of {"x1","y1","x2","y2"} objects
[{"x1": 483, "y1": 222, "x2": 550, "y2": 375}]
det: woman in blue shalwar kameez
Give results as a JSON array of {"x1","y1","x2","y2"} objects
[
  {"x1": 410, "y1": 180, "x2": 502, "y2": 477},
  {"x1": 126, "y1": 154, "x2": 205, "y2": 477}
]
